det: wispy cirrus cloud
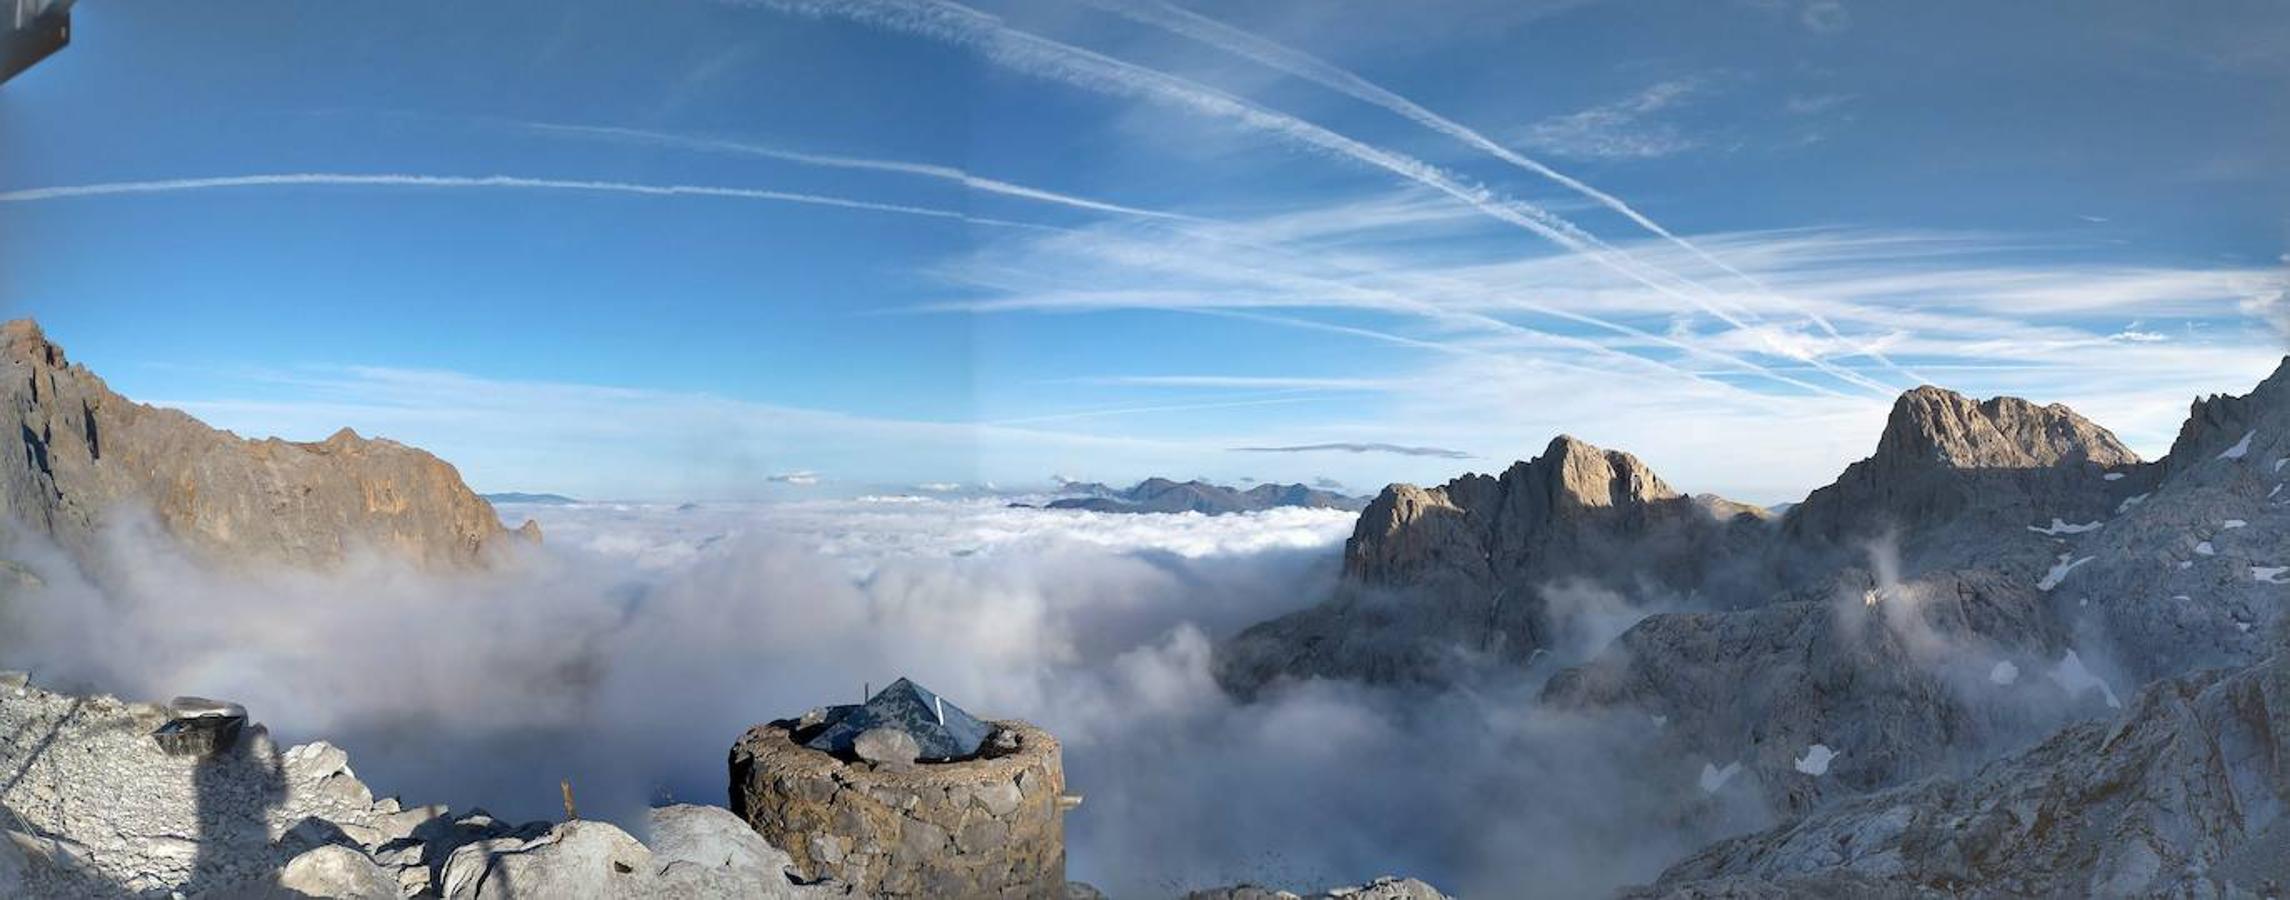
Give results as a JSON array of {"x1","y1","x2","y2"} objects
[
  {"x1": 926, "y1": 194, "x2": 2284, "y2": 492},
  {"x1": 1074, "y1": 0, "x2": 1923, "y2": 389},
  {"x1": 740, "y1": 0, "x2": 1906, "y2": 400},
  {"x1": 1232, "y1": 442, "x2": 1473, "y2": 459},
  {"x1": 1519, "y1": 78, "x2": 1708, "y2": 161}
]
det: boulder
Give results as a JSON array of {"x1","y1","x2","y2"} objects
[
  {"x1": 853, "y1": 727, "x2": 922, "y2": 770},
  {"x1": 646, "y1": 804, "x2": 809, "y2": 897},
  {"x1": 276, "y1": 844, "x2": 397, "y2": 899},
  {"x1": 442, "y1": 819, "x2": 654, "y2": 899}
]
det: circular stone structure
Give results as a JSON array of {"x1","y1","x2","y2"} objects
[{"x1": 729, "y1": 718, "x2": 1069, "y2": 899}]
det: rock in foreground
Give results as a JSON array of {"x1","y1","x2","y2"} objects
[
  {"x1": 0, "y1": 672, "x2": 826, "y2": 898},
  {"x1": 730, "y1": 714, "x2": 1072, "y2": 899}
]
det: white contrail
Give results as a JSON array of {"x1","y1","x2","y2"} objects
[
  {"x1": 520, "y1": 121, "x2": 1198, "y2": 222},
  {"x1": 1086, "y1": 0, "x2": 1921, "y2": 384},
  {"x1": 0, "y1": 173, "x2": 1051, "y2": 229},
  {"x1": 741, "y1": 0, "x2": 1877, "y2": 399}
]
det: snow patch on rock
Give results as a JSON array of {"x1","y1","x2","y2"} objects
[
  {"x1": 2219, "y1": 430, "x2": 2255, "y2": 460},
  {"x1": 1990, "y1": 661, "x2": 2020, "y2": 685},
  {"x1": 1793, "y1": 745, "x2": 1837, "y2": 776},
  {"x1": 2027, "y1": 519, "x2": 2103, "y2": 536},
  {"x1": 2038, "y1": 554, "x2": 2095, "y2": 591},
  {"x1": 1699, "y1": 761, "x2": 1742, "y2": 794}
]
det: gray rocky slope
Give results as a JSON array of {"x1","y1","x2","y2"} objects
[
  {"x1": 0, "y1": 664, "x2": 1434, "y2": 900},
  {"x1": 1, "y1": 319, "x2": 536, "y2": 571},
  {"x1": 1631, "y1": 652, "x2": 2290, "y2": 898},
  {"x1": 0, "y1": 672, "x2": 836, "y2": 898},
  {"x1": 1219, "y1": 361, "x2": 2290, "y2": 893}
]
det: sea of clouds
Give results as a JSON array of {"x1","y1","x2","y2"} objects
[{"x1": 2, "y1": 497, "x2": 1758, "y2": 897}]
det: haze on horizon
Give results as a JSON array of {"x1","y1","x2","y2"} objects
[{"x1": 3, "y1": 0, "x2": 2285, "y2": 505}]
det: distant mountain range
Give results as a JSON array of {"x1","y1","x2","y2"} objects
[
  {"x1": 480, "y1": 492, "x2": 581, "y2": 505},
  {"x1": 1027, "y1": 477, "x2": 1366, "y2": 515}
]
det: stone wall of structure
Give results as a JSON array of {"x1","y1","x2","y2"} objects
[{"x1": 728, "y1": 719, "x2": 1067, "y2": 899}]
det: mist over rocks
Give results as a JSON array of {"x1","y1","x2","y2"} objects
[
  {"x1": 1215, "y1": 359, "x2": 2290, "y2": 866},
  {"x1": 7, "y1": 309, "x2": 2289, "y2": 897},
  {"x1": 0, "y1": 319, "x2": 535, "y2": 571},
  {"x1": 1216, "y1": 434, "x2": 1771, "y2": 692}
]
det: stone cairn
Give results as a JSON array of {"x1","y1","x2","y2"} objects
[{"x1": 728, "y1": 678, "x2": 1079, "y2": 899}]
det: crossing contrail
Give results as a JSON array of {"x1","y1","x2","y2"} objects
[{"x1": 0, "y1": 172, "x2": 1051, "y2": 230}]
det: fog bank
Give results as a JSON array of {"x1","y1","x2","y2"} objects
[{"x1": 0, "y1": 499, "x2": 1756, "y2": 896}]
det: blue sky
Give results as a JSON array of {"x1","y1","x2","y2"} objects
[{"x1": 2, "y1": 0, "x2": 2285, "y2": 502}]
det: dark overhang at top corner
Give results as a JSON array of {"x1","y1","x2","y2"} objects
[{"x1": 1, "y1": 0, "x2": 74, "y2": 88}]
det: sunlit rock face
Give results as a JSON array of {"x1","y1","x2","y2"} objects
[
  {"x1": 1782, "y1": 385, "x2": 2142, "y2": 563},
  {"x1": 0, "y1": 318, "x2": 535, "y2": 571}
]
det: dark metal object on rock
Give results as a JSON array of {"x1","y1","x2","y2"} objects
[
  {"x1": 151, "y1": 696, "x2": 247, "y2": 757},
  {"x1": 797, "y1": 677, "x2": 992, "y2": 762}
]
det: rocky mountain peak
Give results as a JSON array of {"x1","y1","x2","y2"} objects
[
  {"x1": 1, "y1": 318, "x2": 535, "y2": 571},
  {"x1": 1220, "y1": 434, "x2": 1755, "y2": 691},
  {"x1": 2162, "y1": 355, "x2": 2290, "y2": 474},
  {"x1": 1781, "y1": 385, "x2": 2142, "y2": 551},
  {"x1": 1344, "y1": 435, "x2": 1684, "y2": 586},
  {"x1": 3, "y1": 318, "x2": 60, "y2": 367},
  {"x1": 1875, "y1": 385, "x2": 2137, "y2": 471},
  {"x1": 1528, "y1": 434, "x2": 1681, "y2": 509}
]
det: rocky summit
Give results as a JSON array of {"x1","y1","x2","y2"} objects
[
  {"x1": 1217, "y1": 359, "x2": 2290, "y2": 894},
  {"x1": 0, "y1": 319, "x2": 536, "y2": 570},
  {"x1": 1216, "y1": 434, "x2": 1770, "y2": 692}
]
